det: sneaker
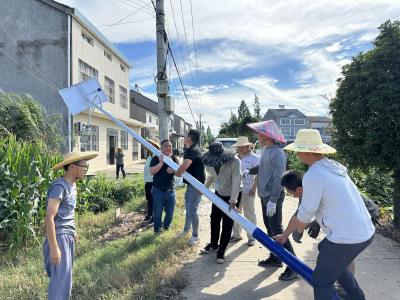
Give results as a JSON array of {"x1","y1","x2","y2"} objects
[
  {"x1": 278, "y1": 267, "x2": 298, "y2": 281},
  {"x1": 177, "y1": 231, "x2": 189, "y2": 238},
  {"x1": 188, "y1": 236, "x2": 199, "y2": 246},
  {"x1": 247, "y1": 239, "x2": 256, "y2": 246},
  {"x1": 200, "y1": 243, "x2": 218, "y2": 254},
  {"x1": 229, "y1": 236, "x2": 243, "y2": 243},
  {"x1": 216, "y1": 251, "x2": 225, "y2": 264},
  {"x1": 258, "y1": 256, "x2": 283, "y2": 267}
]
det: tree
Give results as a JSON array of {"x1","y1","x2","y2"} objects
[
  {"x1": 330, "y1": 20, "x2": 400, "y2": 227},
  {"x1": 238, "y1": 99, "x2": 251, "y2": 121},
  {"x1": 205, "y1": 126, "x2": 214, "y2": 145},
  {"x1": 254, "y1": 94, "x2": 261, "y2": 120}
]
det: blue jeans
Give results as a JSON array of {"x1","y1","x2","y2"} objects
[
  {"x1": 43, "y1": 234, "x2": 75, "y2": 300},
  {"x1": 152, "y1": 187, "x2": 176, "y2": 233},
  {"x1": 183, "y1": 184, "x2": 202, "y2": 237}
]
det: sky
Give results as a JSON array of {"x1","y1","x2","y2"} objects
[{"x1": 59, "y1": 0, "x2": 400, "y2": 135}]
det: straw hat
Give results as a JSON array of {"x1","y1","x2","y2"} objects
[
  {"x1": 283, "y1": 129, "x2": 336, "y2": 154},
  {"x1": 247, "y1": 120, "x2": 286, "y2": 144},
  {"x1": 147, "y1": 137, "x2": 160, "y2": 149},
  {"x1": 53, "y1": 152, "x2": 98, "y2": 171},
  {"x1": 232, "y1": 136, "x2": 255, "y2": 147}
]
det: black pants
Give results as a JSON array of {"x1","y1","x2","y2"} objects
[
  {"x1": 210, "y1": 191, "x2": 241, "y2": 254},
  {"x1": 313, "y1": 236, "x2": 373, "y2": 300},
  {"x1": 116, "y1": 164, "x2": 126, "y2": 178},
  {"x1": 145, "y1": 182, "x2": 153, "y2": 217},
  {"x1": 260, "y1": 191, "x2": 295, "y2": 262}
]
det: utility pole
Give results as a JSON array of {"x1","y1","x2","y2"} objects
[
  {"x1": 198, "y1": 113, "x2": 202, "y2": 148},
  {"x1": 156, "y1": 0, "x2": 169, "y2": 141}
]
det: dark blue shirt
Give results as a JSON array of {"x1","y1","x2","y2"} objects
[{"x1": 150, "y1": 156, "x2": 179, "y2": 191}]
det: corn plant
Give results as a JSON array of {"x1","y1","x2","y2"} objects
[{"x1": 0, "y1": 136, "x2": 61, "y2": 253}]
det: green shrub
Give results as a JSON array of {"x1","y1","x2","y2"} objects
[
  {"x1": 79, "y1": 174, "x2": 145, "y2": 213},
  {"x1": 286, "y1": 152, "x2": 308, "y2": 174}
]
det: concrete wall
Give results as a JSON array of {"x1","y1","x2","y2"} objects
[{"x1": 0, "y1": 0, "x2": 70, "y2": 148}]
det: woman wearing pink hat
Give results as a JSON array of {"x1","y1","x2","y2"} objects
[{"x1": 246, "y1": 120, "x2": 297, "y2": 281}]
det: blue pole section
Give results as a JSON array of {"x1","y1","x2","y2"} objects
[{"x1": 91, "y1": 102, "x2": 338, "y2": 300}]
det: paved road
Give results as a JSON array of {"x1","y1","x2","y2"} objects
[{"x1": 180, "y1": 194, "x2": 400, "y2": 300}]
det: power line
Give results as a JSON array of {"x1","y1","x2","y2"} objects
[
  {"x1": 189, "y1": 0, "x2": 203, "y2": 108},
  {"x1": 150, "y1": 0, "x2": 197, "y2": 124},
  {"x1": 178, "y1": 0, "x2": 202, "y2": 115}
]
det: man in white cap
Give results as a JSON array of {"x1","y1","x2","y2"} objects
[
  {"x1": 284, "y1": 129, "x2": 375, "y2": 300},
  {"x1": 44, "y1": 152, "x2": 97, "y2": 300},
  {"x1": 246, "y1": 120, "x2": 297, "y2": 281},
  {"x1": 230, "y1": 136, "x2": 259, "y2": 246}
]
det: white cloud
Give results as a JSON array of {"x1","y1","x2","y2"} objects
[{"x1": 57, "y1": 0, "x2": 400, "y2": 135}]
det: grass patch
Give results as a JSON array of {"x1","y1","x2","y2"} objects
[{"x1": 0, "y1": 187, "x2": 192, "y2": 300}]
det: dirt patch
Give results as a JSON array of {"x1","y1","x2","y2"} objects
[
  {"x1": 376, "y1": 213, "x2": 400, "y2": 244},
  {"x1": 98, "y1": 211, "x2": 152, "y2": 243}
]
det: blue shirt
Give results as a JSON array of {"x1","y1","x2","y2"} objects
[{"x1": 46, "y1": 177, "x2": 76, "y2": 235}]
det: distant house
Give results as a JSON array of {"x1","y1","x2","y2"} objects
[
  {"x1": 263, "y1": 105, "x2": 309, "y2": 143},
  {"x1": 170, "y1": 114, "x2": 187, "y2": 153},
  {"x1": 0, "y1": 0, "x2": 143, "y2": 171},
  {"x1": 129, "y1": 90, "x2": 159, "y2": 159},
  {"x1": 307, "y1": 116, "x2": 332, "y2": 144}
]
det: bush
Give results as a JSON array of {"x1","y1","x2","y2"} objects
[
  {"x1": 78, "y1": 174, "x2": 145, "y2": 213},
  {"x1": 0, "y1": 92, "x2": 64, "y2": 151}
]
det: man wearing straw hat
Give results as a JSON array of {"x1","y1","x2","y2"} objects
[
  {"x1": 44, "y1": 152, "x2": 97, "y2": 300},
  {"x1": 230, "y1": 136, "x2": 259, "y2": 246},
  {"x1": 284, "y1": 129, "x2": 375, "y2": 300},
  {"x1": 246, "y1": 120, "x2": 297, "y2": 281}
]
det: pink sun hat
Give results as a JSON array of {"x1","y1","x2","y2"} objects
[{"x1": 247, "y1": 120, "x2": 287, "y2": 144}]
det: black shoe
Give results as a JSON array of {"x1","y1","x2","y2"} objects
[
  {"x1": 144, "y1": 215, "x2": 152, "y2": 221},
  {"x1": 279, "y1": 267, "x2": 298, "y2": 281},
  {"x1": 258, "y1": 256, "x2": 283, "y2": 267},
  {"x1": 200, "y1": 243, "x2": 218, "y2": 254}
]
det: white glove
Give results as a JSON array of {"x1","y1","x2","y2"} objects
[
  {"x1": 242, "y1": 169, "x2": 249, "y2": 178},
  {"x1": 266, "y1": 201, "x2": 277, "y2": 217}
]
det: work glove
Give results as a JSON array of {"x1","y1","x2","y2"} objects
[
  {"x1": 307, "y1": 220, "x2": 321, "y2": 239},
  {"x1": 266, "y1": 201, "x2": 277, "y2": 217},
  {"x1": 292, "y1": 230, "x2": 303, "y2": 243}
]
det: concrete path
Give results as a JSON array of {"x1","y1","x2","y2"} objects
[{"x1": 180, "y1": 194, "x2": 400, "y2": 299}]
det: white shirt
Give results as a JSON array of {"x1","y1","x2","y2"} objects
[
  {"x1": 239, "y1": 152, "x2": 259, "y2": 194},
  {"x1": 297, "y1": 158, "x2": 375, "y2": 244},
  {"x1": 144, "y1": 156, "x2": 153, "y2": 183}
]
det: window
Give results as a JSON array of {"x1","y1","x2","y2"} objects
[
  {"x1": 280, "y1": 118, "x2": 290, "y2": 125},
  {"x1": 280, "y1": 127, "x2": 292, "y2": 136},
  {"x1": 81, "y1": 32, "x2": 94, "y2": 46},
  {"x1": 132, "y1": 137, "x2": 139, "y2": 160},
  {"x1": 149, "y1": 115, "x2": 152, "y2": 123},
  {"x1": 120, "y1": 63, "x2": 126, "y2": 72},
  {"x1": 156, "y1": 119, "x2": 159, "y2": 125},
  {"x1": 80, "y1": 125, "x2": 99, "y2": 151},
  {"x1": 294, "y1": 119, "x2": 305, "y2": 125},
  {"x1": 104, "y1": 76, "x2": 115, "y2": 104},
  {"x1": 120, "y1": 130, "x2": 128, "y2": 150},
  {"x1": 119, "y1": 86, "x2": 128, "y2": 109},
  {"x1": 78, "y1": 59, "x2": 98, "y2": 82},
  {"x1": 104, "y1": 50, "x2": 112, "y2": 61}
]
